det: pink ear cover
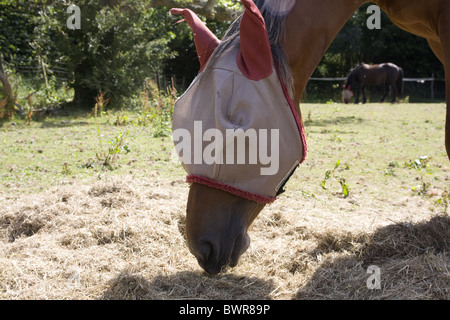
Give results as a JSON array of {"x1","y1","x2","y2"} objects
[
  {"x1": 170, "y1": 8, "x2": 220, "y2": 72},
  {"x1": 237, "y1": 0, "x2": 273, "y2": 80}
]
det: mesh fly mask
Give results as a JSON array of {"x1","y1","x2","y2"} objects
[{"x1": 171, "y1": 0, "x2": 307, "y2": 203}]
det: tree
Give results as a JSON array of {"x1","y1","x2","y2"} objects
[
  {"x1": 0, "y1": 54, "x2": 16, "y2": 119},
  {"x1": 315, "y1": 4, "x2": 443, "y2": 79},
  {"x1": 31, "y1": 0, "x2": 178, "y2": 108},
  {"x1": 150, "y1": 0, "x2": 241, "y2": 21},
  {"x1": 0, "y1": 1, "x2": 37, "y2": 68},
  {"x1": 0, "y1": 0, "x2": 238, "y2": 111}
]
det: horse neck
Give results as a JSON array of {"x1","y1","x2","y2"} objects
[
  {"x1": 345, "y1": 71, "x2": 356, "y2": 89},
  {"x1": 283, "y1": 0, "x2": 369, "y2": 106}
]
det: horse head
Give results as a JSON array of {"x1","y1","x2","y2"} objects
[
  {"x1": 343, "y1": 66, "x2": 357, "y2": 104},
  {"x1": 342, "y1": 84, "x2": 354, "y2": 104},
  {"x1": 171, "y1": 0, "x2": 306, "y2": 274}
]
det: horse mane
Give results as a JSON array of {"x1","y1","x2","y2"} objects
[
  {"x1": 202, "y1": 0, "x2": 293, "y2": 97},
  {"x1": 345, "y1": 63, "x2": 364, "y2": 89},
  {"x1": 345, "y1": 69, "x2": 356, "y2": 89}
]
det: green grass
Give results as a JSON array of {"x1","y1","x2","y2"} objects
[
  {"x1": 0, "y1": 103, "x2": 448, "y2": 210},
  {"x1": 0, "y1": 110, "x2": 184, "y2": 195},
  {"x1": 291, "y1": 103, "x2": 448, "y2": 211}
]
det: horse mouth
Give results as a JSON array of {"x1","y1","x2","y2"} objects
[
  {"x1": 230, "y1": 234, "x2": 250, "y2": 266},
  {"x1": 195, "y1": 234, "x2": 250, "y2": 275}
]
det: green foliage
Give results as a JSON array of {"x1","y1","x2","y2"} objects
[
  {"x1": 113, "y1": 78, "x2": 175, "y2": 137},
  {"x1": 435, "y1": 190, "x2": 449, "y2": 214},
  {"x1": 315, "y1": 4, "x2": 443, "y2": 79},
  {"x1": 92, "y1": 92, "x2": 129, "y2": 169},
  {"x1": 1, "y1": 0, "x2": 445, "y2": 111},
  {"x1": 55, "y1": 1, "x2": 176, "y2": 108},
  {"x1": 321, "y1": 160, "x2": 351, "y2": 198},
  {"x1": 18, "y1": 75, "x2": 73, "y2": 109},
  {"x1": 1, "y1": 0, "x2": 178, "y2": 109},
  {"x1": 411, "y1": 175, "x2": 431, "y2": 197},
  {"x1": 0, "y1": 1, "x2": 37, "y2": 68},
  {"x1": 384, "y1": 161, "x2": 399, "y2": 176},
  {"x1": 405, "y1": 156, "x2": 430, "y2": 171},
  {"x1": 151, "y1": 81, "x2": 176, "y2": 138}
]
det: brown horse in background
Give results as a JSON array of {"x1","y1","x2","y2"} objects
[
  {"x1": 343, "y1": 62, "x2": 404, "y2": 104},
  {"x1": 174, "y1": 0, "x2": 450, "y2": 274}
]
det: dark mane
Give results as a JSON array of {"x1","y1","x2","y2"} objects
[{"x1": 345, "y1": 64, "x2": 362, "y2": 89}]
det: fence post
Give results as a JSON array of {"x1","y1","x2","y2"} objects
[
  {"x1": 431, "y1": 73, "x2": 435, "y2": 100},
  {"x1": 38, "y1": 55, "x2": 49, "y2": 89}
]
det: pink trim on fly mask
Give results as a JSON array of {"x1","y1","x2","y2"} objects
[
  {"x1": 275, "y1": 63, "x2": 308, "y2": 164},
  {"x1": 186, "y1": 175, "x2": 276, "y2": 204}
]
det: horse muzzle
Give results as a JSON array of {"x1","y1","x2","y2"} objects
[
  {"x1": 191, "y1": 233, "x2": 251, "y2": 275},
  {"x1": 185, "y1": 183, "x2": 265, "y2": 274}
]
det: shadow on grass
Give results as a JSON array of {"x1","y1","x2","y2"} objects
[
  {"x1": 101, "y1": 270, "x2": 275, "y2": 300},
  {"x1": 39, "y1": 120, "x2": 90, "y2": 128},
  {"x1": 305, "y1": 116, "x2": 364, "y2": 127},
  {"x1": 295, "y1": 215, "x2": 450, "y2": 300}
]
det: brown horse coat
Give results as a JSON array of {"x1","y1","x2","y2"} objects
[
  {"x1": 343, "y1": 62, "x2": 404, "y2": 103},
  {"x1": 171, "y1": 0, "x2": 450, "y2": 274}
]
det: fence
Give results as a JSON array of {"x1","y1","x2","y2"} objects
[
  {"x1": 3, "y1": 58, "x2": 446, "y2": 103},
  {"x1": 304, "y1": 76, "x2": 446, "y2": 103},
  {"x1": 4, "y1": 58, "x2": 70, "y2": 82}
]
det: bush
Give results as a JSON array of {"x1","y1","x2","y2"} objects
[{"x1": 16, "y1": 0, "x2": 176, "y2": 109}]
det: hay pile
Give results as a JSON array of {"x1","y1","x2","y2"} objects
[
  {"x1": 0, "y1": 175, "x2": 194, "y2": 299},
  {"x1": 0, "y1": 175, "x2": 448, "y2": 299},
  {"x1": 296, "y1": 216, "x2": 449, "y2": 299}
]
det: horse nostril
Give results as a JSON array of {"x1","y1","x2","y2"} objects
[
  {"x1": 195, "y1": 240, "x2": 225, "y2": 275},
  {"x1": 197, "y1": 241, "x2": 215, "y2": 265}
]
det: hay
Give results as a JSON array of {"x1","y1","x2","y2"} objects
[
  {"x1": 362, "y1": 216, "x2": 449, "y2": 262},
  {"x1": 0, "y1": 175, "x2": 448, "y2": 300},
  {"x1": 296, "y1": 216, "x2": 450, "y2": 299}
]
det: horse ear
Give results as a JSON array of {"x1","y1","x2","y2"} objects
[
  {"x1": 171, "y1": 8, "x2": 220, "y2": 72},
  {"x1": 237, "y1": 0, "x2": 273, "y2": 80}
]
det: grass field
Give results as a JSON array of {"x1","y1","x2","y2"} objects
[{"x1": 0, "y1": 103, "x2": 449, "y2": 300}]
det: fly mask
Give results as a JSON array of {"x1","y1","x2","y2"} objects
[{"x1": 171, "y1": 0, "x2": 307, "y2": 203}]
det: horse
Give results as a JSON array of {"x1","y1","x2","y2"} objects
[
  {"x1": 342, "y1": 62, "x2": 404, "y2": 104},
  {"x1": 171, "y1": 0, "x2": 450, "y2": 275}
]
